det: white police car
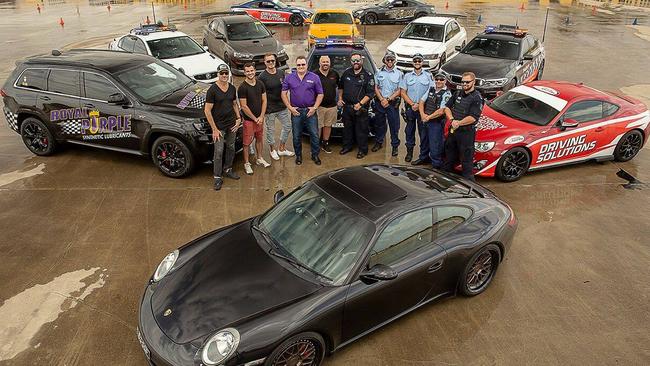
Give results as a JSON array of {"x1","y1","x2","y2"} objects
[
  {"x1": 387, "y1": 16, "x2": 466, "y2": 72},
  {"x1": 109, "y1": 23, "x2": 229, "y2": 83}
]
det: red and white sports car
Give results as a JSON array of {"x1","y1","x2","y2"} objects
[
  {"x1": 231, "y1": 0, "x2": 313, "y2": 26},
  {"x1": 471, "y1": 81, "x2": 649, "y2": 181}
]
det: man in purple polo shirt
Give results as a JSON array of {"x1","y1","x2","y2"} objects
[{"x1": 281, "y1": 55, "x2": 324, "y2": 165}]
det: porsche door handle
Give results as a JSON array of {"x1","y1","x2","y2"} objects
[{"x1": 427, "y1": 260, "x2": 443, "y2": 273}]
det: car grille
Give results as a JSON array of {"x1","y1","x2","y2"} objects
[
  {"x1": 396, "y1": 52, "x2": 412, "y2": 58},
  {"x1": 193, "y1": 71, "x2": 218, "y2": 80}
]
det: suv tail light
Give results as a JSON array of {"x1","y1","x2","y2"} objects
[{"x1": 0, "y1": 89, "x2": 7, "y2": 97}]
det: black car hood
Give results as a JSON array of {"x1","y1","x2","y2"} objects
[
  {"x1": 147, "y1": 81, "x2": 210, "y2": 117},
  {"x1": 357, "y1": 4, "x2": 381, "y2": 11},
  {"x1": 230, "y1": 37, "x2": 279, "y2": 55},
  {"x1": 443, "y1": 53, "x2": 517, "y2": 80},
  {"x1": 151, "y1": 220, "x2": 321, "y2": 344}
]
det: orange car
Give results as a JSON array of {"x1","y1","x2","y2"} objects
[{"x1": 306, "y1": 9, "x2": 361, "y2": 48}]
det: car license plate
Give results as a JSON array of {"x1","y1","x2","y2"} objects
[
  {"x1": 332, "y1": 122, "x2": 343, "y2": 128},
  {"x1": 137, "y1": 327, "x2": 151, "y2": 360}
]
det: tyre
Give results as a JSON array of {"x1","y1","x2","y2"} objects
[
  {"x1": 458, "y1": 244, "x2": 501, "y2": 297},
  {"x1": 495, "y1": 147, "x2": 530, "y2": 182},
  {"x1": 365, "y1": 12, "x2": 378, "y2": 24},
  {"x1": 151, "y1": 135, "x2": 195, "y2": 178},
  {"x1": 613, "y1": 129, "x2": 643, "y2": 162},
  {"x1": 20, "y1": 117, "x2": 56, "y2": 156},
  {"x1": 289, "y1": 14, "x2": 304, "y2": 26},
  {"x1": 535, "y1": 60, "x2": 545, "y2": 80},
  {"x1": 265, "y1": 332, "x2": 326, "y2": 366}
]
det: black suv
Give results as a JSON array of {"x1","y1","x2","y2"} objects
[
  {"x1": 203, "y1": 14, "x2": 289, "y2": 76},
  {"x1": 1, "y1": 49, "x2": 238, "y2": 178}
]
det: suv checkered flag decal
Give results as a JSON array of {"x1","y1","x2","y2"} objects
[
  {"x1": 3, "y1": 108, "x2": 19, "y2": 132},
  {"x1": 59, "y1": 120, "x2": 82, "y2": 135}
]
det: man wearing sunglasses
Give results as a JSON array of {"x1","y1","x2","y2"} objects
[
  {"x1": 419, "y1": 73, "x2": 452, "y2": 169},
  {"x1": 281, "y1": 56, "x2": 324, "y2": 165},
  {"x1": 338, "y1": 52, "x2": 375, "y2": 159},
  {"x1": 204, "y1": 64, "x2": 241, "y2": 191},
  {"x1": 442, "y1": 71, "x2": 484, "y2": 180},
  {"x1": 259, "y1": 53, "x2": 294, "y2": 160},
  {"x1": 399, "y1": 53, "x2": 433, "y2": 163},
  {"x1": 373, "y1": 51, "x2": 403, "y2": 156}
]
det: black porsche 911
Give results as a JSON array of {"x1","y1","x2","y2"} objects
[
  {"x1": 353, "y1": 0, "x2": 435, "y2": 25},
  {"x1": 137, "y1": 165, "x2": 517, "y2": 366}
]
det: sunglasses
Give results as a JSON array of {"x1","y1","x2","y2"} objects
[
  {"x1": 296, "y1": 63, "x2": 307, "y2": 66},
  {"x1": 461, "y1": 80, "x2": 474, "y2": 84},
  {"x1": 385, "y1": 58, "x2": 395, "y2": 62},
  {"x1": 351, "y1": 59, "x2": 362, "y2": 63},
  {"x1": 265, "y1": 59, "x2": 276, "y2": 63},
  {"x1": 218, "y1": 71, "x2": 229, "y2": 75},
  {"x1": 435, "y1": 78, "x2": 446, "y2": 81},
  {"x1": 413, "y1": 60, "x2": 423, "y2": 63}
]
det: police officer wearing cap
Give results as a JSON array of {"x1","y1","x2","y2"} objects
[
  {"x1": 399, "y1": 53, "x2": 432, "y2": 162},
  {"x1": 419, "y1": 73, "x2": 452, "y2": 169},
  {"x1": 373, "y1": 51, "x2": 402, "y2": 156},
  {"x1": 442, "y1": 71, "x2": 484, "y2": 180},
  {"x1": 338, "y1": 51, "x2": 375, "y2": 159}
]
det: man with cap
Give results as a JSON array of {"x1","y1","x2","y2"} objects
[
  {"x1": 399, "y1": 53, "x2": 433, "y2": 162},
  {"x1": 442, "y1": 71, "x2": 484, "y2": 180},
  {"x1": 419, "y1": 73, "x2": 452, "y2": 169},
  {"x1": 338, "y1": 51, "x2": 375, "y2": 159},
  {"x1": 373, "y1": 51, "x2": 403, "y2": 156}
]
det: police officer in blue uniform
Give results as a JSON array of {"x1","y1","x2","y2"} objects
[
  {"x1": 419, "y1": 73, "x2": 452, "y2": 169},
  {"x1": 338, "y1": 51, "x2": 375, "y2": 159},
  {"x1": 399, "y1": 53, "x2": 432, "y2": 162},
  {"x1": 373, "y1": 51, "x2": 402, "y2": 156},
  {"x1": 442, "y1": 71, "x2": 484, "y2": 180}
]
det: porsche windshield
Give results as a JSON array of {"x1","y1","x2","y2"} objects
[
  {"x1": 463, "y1": 37, "x2": 520, "y2": 60},
  {"x1": 401, "y1": 23, "x2": 444, "y2": 42},
  {"x1": 313, "y1": 13, "x2": 353, "y2": 24},
  {"x1": 489, "y1": 91, "x2": 560, "y2": 126},
  {"x1": 227, "y1": 21, "x2": 271, "y2": 40},
  {"x1": 147, "y1": 36, "x2": 204, "y2": 59},
  {"x1": 259, "y1": 183, "x2": 375, "y2": 285}
]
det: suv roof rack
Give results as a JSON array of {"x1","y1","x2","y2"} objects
[{"x1": 484, "y1": 24, "x2": 528, "y2": 37}]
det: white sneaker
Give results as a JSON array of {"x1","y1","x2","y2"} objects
[
  {"x1": 270, "y1": 150, "x2": 280, "y2": 161},
  {"x1": 244, "y1": 162, "x2": 253, "y2": 175},
  {"x1": 256, "y1": 158, "x2": 271, "y2": 168},
  {"x1": 278, "y1": 149, "x2": 295, "y2": 157}
]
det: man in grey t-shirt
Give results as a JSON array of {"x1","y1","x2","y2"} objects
[{"x1": 259, "y1": 53, "x2": 294, "y2": 160}]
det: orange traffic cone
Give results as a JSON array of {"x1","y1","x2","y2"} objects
[
  {"x1": 37, "y1": 4, "x2": 41, "y2": 14},
  {"x1": 107, "y1": 4, "x2": 111, "y2": 13},
  {"x1": 445, "y1": 1, "x2": 449, "y2": 9},
  {"x1": 592, "y1": 5, "x2": 596, "y2": 15},
  {"x1": 309, "y1": 0, "x2": 313, "y2": 8},
  {"x1": 58, "y1": 17, "x2": 64, "y2": 28},
  {"x1": 145, "y1": 15, "x2": 151, "y2": 24},
  {"x1": 519, "y1": 2, "x2": 525, "y2": 12}
]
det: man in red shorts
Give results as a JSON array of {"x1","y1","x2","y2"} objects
[{"x1": 239, "y1": 63, "x2": 270, "y2": 175}]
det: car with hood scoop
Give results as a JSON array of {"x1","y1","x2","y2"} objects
[
  {"x1": 1, "y1": 49, "x2": 241, "y2": 178},
  {"x1": 203, "y1": 14, "x2": 289, "y2": 76},
  {"x1": 470, "y1": 81, "x2": 649, "y2": 181},
  {"x1": 440, "y1": 25, "x2": 545, "y2": 98},
  {"x1": 137, "y1": 164, "x2": 517, "y2": 366},
  {"x1": 387, "y1": 16, "x2": 466, "y2": 72}
]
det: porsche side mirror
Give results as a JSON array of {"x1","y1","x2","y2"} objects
[
  {"x1": 360, "y1": 264, "x2": 397, "y2": 283},
  {"x1": 107, "y1": 93, "x2": 128, "y2": 105},
  {"x1": 273, "y1": 190, "x2": 285, "y2": 203},
  {"x1": 455, "y1": 45, "x2": 461, "y2": 51},
  {"x1": 560, "y1": 118, "x2": 579, "y2": 130}
]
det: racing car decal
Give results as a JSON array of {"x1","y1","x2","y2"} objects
[
  {"x1": 476, "y1": 115, "x2": 507, "y2": 131},
  {"x1": 385, "y1": 8, "x2": 415, "y2": 20},
  {"x1": 520, "y1": 48, "x2": 545, "y2": 84},
  {"x1": 235, "y1": 8, "x2": 291, "y2": 23}
]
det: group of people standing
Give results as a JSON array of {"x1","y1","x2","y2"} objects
[{"x1": 204, "y1": 51, "x2": 483, "y2": 191}]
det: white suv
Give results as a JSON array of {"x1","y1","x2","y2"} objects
[
  {"x1": 387, "y1": 16, "x2": 466, "y2": 72},
  {"x1": 109, "y1": 24, "x2": 228, "y2": 83}
]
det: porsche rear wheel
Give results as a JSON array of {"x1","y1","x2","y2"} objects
[
  {"x1": 614, "y1": 130, "x2": 643, "y2": 162},
  {"x1": 365, "y1": 12, "x2": 378, "y2": 24},
  {"x1": 495, "y1": 147, "x2": 530, "y2": 182},
  {"x1": 266, "y1": 332, "x2": 325, "y2": 366},
  {"x1": 289, "y1": 14, "x2": 303, "y2": 26},
  {"x1": 459, "y1": 244, "x2": 501, "y2": 297}
]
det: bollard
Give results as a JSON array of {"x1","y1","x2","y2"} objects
[
  {"x1": 477, "y1": 14, "x2": 482, "y2": 24},
  {"x1": 59, "y1": 17, "x2": 64, "y2": 28}
]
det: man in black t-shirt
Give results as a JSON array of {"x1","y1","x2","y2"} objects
[
  {"x1": 316, "y1": 56, "x2": 339, "y2": 153},
  {"x1": 259, "y1": 53, "x2": 294, "y2": 160},
  {"x1": 204, "y1": 64, "x2": 241, "y2": 191},
  {"x1": 239, "y1": 63, "x2": 269, "y2": 175}
]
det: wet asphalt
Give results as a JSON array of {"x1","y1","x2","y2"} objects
[{"x1": 1, "y1": 0, "x2": 650, "y2": 365}]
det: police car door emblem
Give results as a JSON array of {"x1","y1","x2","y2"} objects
[{"x1": 163, "y1": 309, "x2": 172, "y2": 317}]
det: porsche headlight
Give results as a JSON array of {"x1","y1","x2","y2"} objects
[
  {"x1": 475, "y1": 141, "x2": 495, "y2": 152},
  {"x1": 153, "y1": 250, "x2": 178, "y2": 282},
  {"x1": 202, "y1": 328, "x2": 240, "y2": 365}
]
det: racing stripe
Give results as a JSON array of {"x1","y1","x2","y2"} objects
[
  {"x1": 511, "y1": 85, "x2": 567, "y2": 111},
  {"x1": 526, "y1": 111, "x2": 650, "y2": 148}
]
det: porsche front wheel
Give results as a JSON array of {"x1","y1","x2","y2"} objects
[{"x1": 266, "y1": 332, "x2": 325, "y2": 366}]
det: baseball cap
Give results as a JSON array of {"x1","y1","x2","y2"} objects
[
  {"x1": 384, "y1": 51, "x2": 396, "y2": 61},
  {"x1": 434, "y1": 73, "x2": 446, "y2": 80},
  {"x1": 217, "y1": 64, "x2": 229, "y2": 73},
  {"x1": 412, "y1": 53, "x2": 424, "y2": 61}
]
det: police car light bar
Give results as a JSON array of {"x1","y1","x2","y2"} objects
[
  {"x1": 130, "y1": 23, "x2": 177, "y2": 36},
  {"x1": 485, "y1": 24, "x2": 528, "y2": 36},
  {"x1": 314, "y1": 37, "x2": 366, "y2": 48}
]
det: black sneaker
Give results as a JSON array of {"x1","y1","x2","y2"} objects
[
  {"x1": 224, "y1": 169, "x2": 240, "y2": 180},
  {"x1": 371, "y1": 142, "x2": 382, "y2": 152},
  {"x1": 312, "y1": 155, "x2": 322, "y2": 165},
  {"x1": 391, "y1": 146, "x2": 399, "y2": 157},
  {"x1": 405, "y1": 148, "x2": 413, "y2": 162},
  {"x1": 296, "y1": 156, "x2": 303, "y2": 165},
  {"x1": 321, "y1": 141, "x2": 332, "y2": 154},
  {"x1": 213, "y1": 177, "x2": 223, "y2": 191}
]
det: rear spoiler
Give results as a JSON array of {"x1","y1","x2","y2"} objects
[{"x1": 604, "y1": 90, "x2": 644, "y2": 105}]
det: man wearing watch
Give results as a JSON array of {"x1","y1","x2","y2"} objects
[
  {"x1": 204, "y1": 64, "x2": 241, "y2": 191},
  {"x1": 338, "y1": 51, "x2": 375, "y2": 159},
  {"x1": 373, "y1": 51, "x2": 403, "y2": 156}
]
